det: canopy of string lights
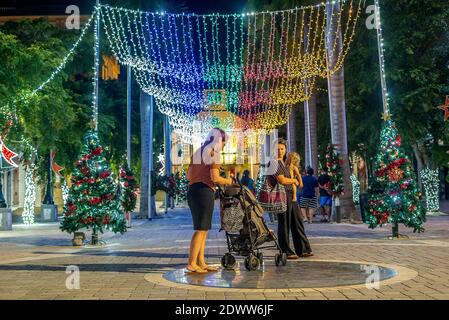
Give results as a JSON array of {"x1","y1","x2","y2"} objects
[{"x1": 98, "y1": 0, "x2": 362, "y2": 141}]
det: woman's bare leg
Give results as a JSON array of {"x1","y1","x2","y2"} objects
[
  {"x1": 197, "y1": 231, "x2": 208, "y2": 268},
  {"x1": 187, "y1": 231, "x2": 205, "y2": 269}
]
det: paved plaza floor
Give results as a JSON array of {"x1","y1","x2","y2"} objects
[{"x1": 1, "y1": 202, "x2": 449, "y2": 300}]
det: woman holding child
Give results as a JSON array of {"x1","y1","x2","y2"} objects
[{"x1": 272, "y1": 138, "x2": 313, "y2": 259}]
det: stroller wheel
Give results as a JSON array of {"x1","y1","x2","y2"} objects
[
  {"x1": 256, "y1": 252, "x2": 264, "y2": 265},
  {"x1": 274, "y1": 253, "x2": 281, "y2": 266},
  {"x1": 244, "y1": 254, "x2": 259, "y2": 271},
  {"x1": 221, "y1": 253, "x2": 236, "y2": 269},
  {"x1": 281, "y1": 253, "x2": 287, "y2": 266}
]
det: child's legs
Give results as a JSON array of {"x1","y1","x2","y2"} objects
[
  {"x1": 308, "y1": 208, "x2": 314, "y2": 222},
  {"x1": 300, "y1": 207, "x2": 308, "y2": 221}
]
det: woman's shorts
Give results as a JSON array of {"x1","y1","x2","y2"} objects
[
  {"x1": 187, "y1": 183, "x2": 215, "y2": 230},
  {"x1": 300, "y1": 196, "x2": 317, "y2": 209}
]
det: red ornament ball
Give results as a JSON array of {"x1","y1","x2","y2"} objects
[
  {"x1": 99, "y1": 171, "x2": 111, "y2": 179},
  {"x1": 102, "y1": 215, "x2": 110, "y2": 224},
  {"x1": 91, "y1": 147, "x2": 103, "y2": 156},
  {"x1": 89, "y1": 197, "x2": 102, "y2": 205}
]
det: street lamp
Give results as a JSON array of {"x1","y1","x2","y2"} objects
[
  {"x1": 43, "y1": 152, "x2": 54, "y2": 204},
  {"x1": 0, "y1": 158, "x2": 13, "y2": 230},
  {"x1": 41, "y1": 151, "x2": 58, "y2": 222},
  {"x1": 0, "y1": 169, "x2": 7, "y2": 208}
]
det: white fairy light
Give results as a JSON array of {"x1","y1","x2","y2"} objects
[
  {"x1": 350, "y1": 174, "x2": 360, "y2": 205},
  {"x1": 2, "y1": 9, "x2": 97, "y2": 138},
  {"x1": 32, "y1": 9, "x2": 98, "y2": 96},
  {"x1": 374, "y1": 0, "x2": 390, "y2": 112},
  {"x1": 421, "y1": 168, "x2": 439, "y2": 212},
  {"x1": 62, "y1": 180, "x2": 69, "y2": 205},
  {"x1": 22, "y1": 164, "x2": 36, "y2": 225},
  {"x1": 92, "y1": 6, "x2": 100, "y2": 130},
  {"x1": 158, "y1": 153, "x2": 165, "y2": 176}
]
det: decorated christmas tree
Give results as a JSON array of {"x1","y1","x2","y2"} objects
[
  {"x1": 365, "y1": 119, "x2": 426, "y2": 235},
  {"x1": 175, "y1": 169, "x2": 188, "y2": 204},
  {"x1": 119, "y1": 162, "x2": 139, "y2": 223},
  {"x1": 325, "y1": 144, "x2": 345, "y2": 197},
  {"x1": 60, "y1": 130, "x2": 127, "y2": 244}
]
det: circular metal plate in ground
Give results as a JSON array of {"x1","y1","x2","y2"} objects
[{"x1": 163, "y1": 260, "x2": 397, "y2": 289}]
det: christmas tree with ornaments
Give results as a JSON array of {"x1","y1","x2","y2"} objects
[
  {"x1": 119, "y1": 162, "x2": 139, "y2": 216},
  {"x1": 175, "y1": 169, "x2": 188, "y2": 204},
  {"x1": 325, "y1": 144, "x2": 345, "y2": 197},
  {"x1": 365, "y1": 118, "x2": 426, "y2": 235},
  {"x1": 60, "y1": 130, "x2": 127, "y2": 244}
]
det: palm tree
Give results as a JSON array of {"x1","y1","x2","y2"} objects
[
  {"x1": 304, "y1": 91, "x2": 318, "y2": 173},
  {"x1": 326, "y1": 1, "x2": 359, "y2": 221},
  {"x1": 303, "y1": 10, "x2": 318, "y2": 173},
  {"x1": 139, "y1": 91, "x2": 157, "y2": 219}
]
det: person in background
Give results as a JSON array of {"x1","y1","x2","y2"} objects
[
  {"x1": 300, "y1": 167, "x2": 319, "y2": 224},
  {"x1": 240, "y1": 169, "x2": 255, "y2": 194},
  {"x1": 318, "y1": 167, "x2": 332, "y2": 223},
  {"x1": 186, "y1": 128, "x2": 233, "y2": 273}
]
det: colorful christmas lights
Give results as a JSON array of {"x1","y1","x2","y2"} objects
[{"x1": 97, "y1": 0, "x2": 361, "y2": 141}]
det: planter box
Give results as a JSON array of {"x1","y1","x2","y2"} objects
[
  {"x1": 0, "y1": 208, "x2": 12, "y2": 231},
  {"x1": 40, "y1": 204, "x2": 58, "y2": 222},
  {"x1": 72, "y1": 232, "x2": 85, "y2": 246}
]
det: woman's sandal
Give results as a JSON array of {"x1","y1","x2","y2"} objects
[
  {"x1": 185, "y1": 266, "x2": 208, "y2": 274},
  {"x1": 300, "y1": 252, "x2": 314, "y2": 257},
  {"x1": 200, "y1": 265, "x2": 219, "y2": 272}
]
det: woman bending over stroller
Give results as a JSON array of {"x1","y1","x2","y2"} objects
[{"x1": 186, "y1": 128, "x2": 233, "y2": 274}]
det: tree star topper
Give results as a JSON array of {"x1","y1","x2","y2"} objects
[{"x1": 381, "y1": 112, "x2": 391, "y2": 121}]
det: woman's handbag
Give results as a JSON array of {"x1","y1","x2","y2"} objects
[{"x1": 257, "y1": 176, "x2": 287, "y2": 214}]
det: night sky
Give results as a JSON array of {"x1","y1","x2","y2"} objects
[{"x1": 0, "y1": 0, "x2": 249, "y2": 15}]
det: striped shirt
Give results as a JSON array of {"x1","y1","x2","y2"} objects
[{"x1": 272, "y1": 159, "x2": 293, "y2": 194}]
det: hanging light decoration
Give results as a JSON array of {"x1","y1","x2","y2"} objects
[
  {"x1": 97, "y1": 0, "x2": 362, "y2": 141},
  {"x1": 3, "y1": 1, "x2": 362, "y2": 144}
]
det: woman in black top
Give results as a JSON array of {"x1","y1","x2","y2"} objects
[{"x1": 272, "y1": 138, "x2": 313, "y2": 259}]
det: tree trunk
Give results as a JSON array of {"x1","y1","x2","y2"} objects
[
  {"x1": 303, "y1": 12, "x2": 318, "y2": 173},
  {"x1": 326, "y1": 2, "x2": 359, "y2": 221},
  {"x1": 139, "y1": 91, "x2": 150, "y2": 219},
  {"x1": 304, "y1": 91, "x2": 318, "y2": 173},
  {"x1": 412, "y1": 142, "x2": 431, "y2": 190}
]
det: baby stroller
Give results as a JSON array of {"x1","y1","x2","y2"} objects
[{"x1": 218, "y1": 177, "x2": 287, "y2": 271}]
